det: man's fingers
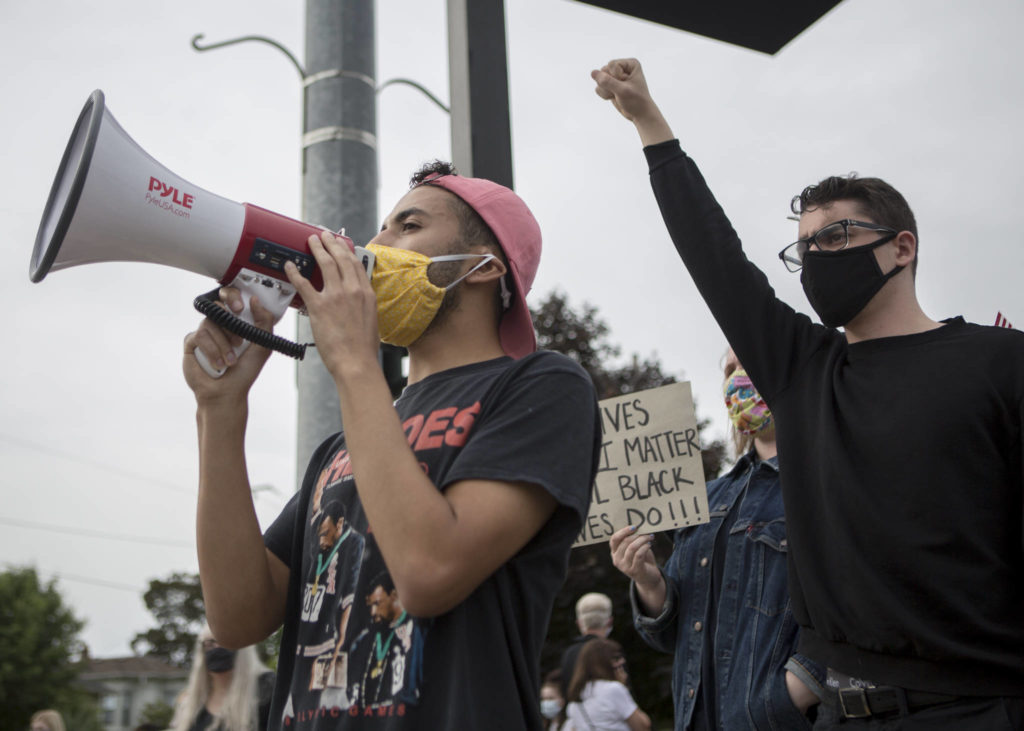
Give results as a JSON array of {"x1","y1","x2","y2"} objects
[
  {"x1": 248, "y1": 294, "x2": 276, "y2": 331},
  {"x1": 592, "y1": 69, "x2": 616, "y2": 100},
  {"x1": 305, "y1": 232, "x2": 344, "y2": 289},
  {"x1": 187, "y1": 326, "x2": 233, "y2": 371},
  {"x1": 592, "y1": 68, "x2": 624, "y2": 100},
  {"x1": 283, "y1": 260, "x2": 315, "y2": 303},
  {"x1": 320, "y1": 231, "x2": 368, "y2": 285},
  {"x1": 607, "y1": 57, "x2": 639, "y2": 80},
  {"x1": 218, "y1": 286, "x2": 245, "y2": 314}
]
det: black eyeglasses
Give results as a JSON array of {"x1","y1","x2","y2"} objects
[{"x1": 778, "y1": 219, "x2": 897, "y2": 272}]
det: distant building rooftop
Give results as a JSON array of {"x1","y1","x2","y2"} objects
[
  {"x1": 80, "y1": 655, "x2": 189, "y2": 679},
  {"x1": 78, "y1": 655, "x2": 189, "y2": 697}
]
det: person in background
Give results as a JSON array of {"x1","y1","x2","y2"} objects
[
  {"x1": 28, "y1": 710, "x2": 65, "y2": 731},
  {"x1": 559, "y1": 592, "x2": 613, "y2": 699},
  {"x1": 565, "y1": 638, "x2": 650, "y2": 731},
  {"x1": 541, "y1": 669, "x2": 567, "y2": 731},
  {"x1": 170, "y1": 625, "x2": 274, "y2": 731},
  {"x1": 612, "y1": 348, "x2": 824, "y2": 729}
]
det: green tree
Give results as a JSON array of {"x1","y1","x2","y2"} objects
[
  {"x1": 131, "y1": 572, "x2": 206, "y2": 667},
  {"x1": 0, "y1": 567, "x2": 102, "y2": 731},
  {"x1": 133, "y1": 572, "x2": 282, "y2": 669},
  {"x1": 532, "y1": 290, "x2": 728, "y2": 727}
]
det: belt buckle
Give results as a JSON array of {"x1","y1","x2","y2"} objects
[{"x1": 838, "y1": 688, "x2": 872, "y2": 718}]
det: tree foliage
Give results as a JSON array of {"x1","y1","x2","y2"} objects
[
  {"x1": 532, "y1": 290, "x2": 728, "y2": 726},
  {"x1": 131, "y1": 572, "x2": 206, "y2": 668},
  {"x1": 132, "y1": 572, "x2": 281, "y2": 669},
  {"x1": 0, "y1": 567, "x2": 102, "y2": 731}
]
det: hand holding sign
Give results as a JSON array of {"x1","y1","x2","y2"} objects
[
  {"x1": 574, "y1": 382, "x2": 709, "y2": 547},
  {"x1": 609, "y1": 526, "x2": 658, "y2": 584}
]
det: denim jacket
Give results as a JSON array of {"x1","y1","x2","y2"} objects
[{"x1": 632, "y1": 452, "x2": 825, "y2": 730}]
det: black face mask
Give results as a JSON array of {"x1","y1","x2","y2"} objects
[
  {"x1": 205, "y1": 646, "x2": 237, "y2": 673},
  {"x1": 800, "y1": 234, "x2": 901, "y2": 328}
]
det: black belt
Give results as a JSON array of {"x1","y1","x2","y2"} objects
[{"x1": 836, "y1": 686, "x2": 961, "y2": 719}]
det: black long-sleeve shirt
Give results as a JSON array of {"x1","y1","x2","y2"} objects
[{"x1": 645, "y1": 139, "x2": 1024, "y2": 695}]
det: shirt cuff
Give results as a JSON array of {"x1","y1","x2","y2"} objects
[
  {"x1": 642, "y1": 139, "x2": 683, "y2": 171},
  {"x1": 785, "y1": 653, "x2": 827, "y2": 699}
]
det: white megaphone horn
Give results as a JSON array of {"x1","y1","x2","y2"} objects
[{"x1": 30, "y1": 89, "x2": 373, "y2": 377}]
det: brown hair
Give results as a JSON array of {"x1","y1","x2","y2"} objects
[
  {"x1": 791, "y1": 174, "x2": 918, "y2": 275},
  {"x1": 566, "y1": 638, "x2": 624, "y2": 702}
]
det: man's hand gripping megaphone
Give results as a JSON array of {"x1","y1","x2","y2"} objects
[{"x1": 187, "y1": 234, "x2": 374, "y2": 379}]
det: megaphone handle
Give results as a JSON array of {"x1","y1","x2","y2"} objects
[
  {"x1": 193, "y1": 270, "x2": 297, "y2": 378},
  {"x1": 194, "y1": 293, "x2": 255, "y2": 378}
]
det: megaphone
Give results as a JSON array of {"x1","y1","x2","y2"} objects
[{"x1": 30, "y1": 89, "x2": 373, "y2": 377}]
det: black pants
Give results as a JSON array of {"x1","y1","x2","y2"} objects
[{"x1": 813, "y1": 696, "x2": 1024, "y2": 730}]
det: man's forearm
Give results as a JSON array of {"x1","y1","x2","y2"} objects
[
  {"x1": 195, "y1": 403, "x2": 285, "y2": 646},
  {"x1": 633, "y1": 106, "x2": 674, "y2": 148},
  {"x1": 331, "y1": 360, "x2": 560, "y2": 618},
  {"x1": 331, "y1": 365, "x2": 469, "y2": 611}
]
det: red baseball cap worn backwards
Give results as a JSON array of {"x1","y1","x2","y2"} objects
[{"x1": 420, "y1": 174, "x2": 541, "y2": 359}]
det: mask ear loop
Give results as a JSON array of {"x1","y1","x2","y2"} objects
[
  {"x1": 431, "y1": 254, "x2": 496, "y2": 290},
  {"x1": 430, "y1": 253, "x2": 510, "y2": 307}
]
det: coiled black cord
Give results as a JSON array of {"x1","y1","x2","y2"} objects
[{"x1": 193, "y1": 288, "x2": 311, "y2": 360}]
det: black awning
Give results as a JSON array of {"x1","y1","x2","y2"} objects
[{"x1": 571, "y1": 0, "x2": 844, "y2": 54}]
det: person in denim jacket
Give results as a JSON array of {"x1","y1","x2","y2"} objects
[{"x1": 611, "y1": 350, "x2": 825, "y2": 730}]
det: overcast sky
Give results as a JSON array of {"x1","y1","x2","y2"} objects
[{"x1": 1, "y1": 0, "x2": 1021, "y2": 658}]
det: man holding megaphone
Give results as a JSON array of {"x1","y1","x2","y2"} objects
[{"x1": 184, "y1": 161, "x2": 601, "y2": 729}]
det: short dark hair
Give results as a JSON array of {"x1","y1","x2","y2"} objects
[
  {"x1": 792, "y1": 174, "x2": 919, "y2": 274},
  {"x1": 321, "y1": 499, "x2": 345, "y2": 524},
  {"x1": 368, "y1": 570, "x2": 395, "y2": 595}
]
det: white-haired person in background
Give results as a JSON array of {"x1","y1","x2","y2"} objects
[
  {"x1": 171, "y1": 624, "x2": 275, "y2": 731},
  {"x1": 28, "y1": 709, "x2": 66, "y2": 731},
  {"x1": 559, "y1": 592, "x2": 614, "y2": 699}
]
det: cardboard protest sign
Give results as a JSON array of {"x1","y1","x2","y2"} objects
[{"x1": 574, "y1": 382, "x2": 709, "y2": 547}]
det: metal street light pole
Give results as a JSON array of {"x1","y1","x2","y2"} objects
[{"x1": 296, "y1": 0, "x2": 378, "y2": 482}]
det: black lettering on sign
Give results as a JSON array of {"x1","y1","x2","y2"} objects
[
  {"x1": 576, "y1": 512, "x2": 615, "y2": 544},
  {"x1": 596, "y1": 441, "x2": 616, "y2": 473},
  {"x1": 601, "y1": 398, "x2": 652, "y2": 434}
]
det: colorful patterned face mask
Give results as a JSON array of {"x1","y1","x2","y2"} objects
[
  {"x1": 723, "y1": 367, "x2": 773, "y2": 435},
  {"x1": 366, "y1": 243, "x2": 494, "y2": 347}
]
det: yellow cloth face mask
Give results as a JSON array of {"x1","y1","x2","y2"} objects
[{"x1": 366, "y1": 243, "x2": 495, "y2": 347}]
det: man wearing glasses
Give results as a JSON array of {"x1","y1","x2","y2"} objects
[{"x1": 592, "y1": 58, "x2": 1024, "y2": 729}]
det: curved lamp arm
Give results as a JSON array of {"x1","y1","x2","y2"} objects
[{"x1": 191, "y1": 33, "x2": 306, "y2": 80}]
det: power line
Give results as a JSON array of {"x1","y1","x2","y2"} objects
[
  {"x1": 0, "y1": 515, "x2": 193, "y2": 548},
  {"x1": 46, "y1": 571, "x2": 143, "y2": 594},
  {"x1": 2, "y1": 563, "x2": 144, "y2": 593},
  {"x1": 0, "y1": 432, "x2": 196, "y2": 496}
]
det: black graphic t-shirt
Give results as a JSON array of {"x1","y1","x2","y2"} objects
[{"x1": 263, "y1": 352, "x2": 601, "y2": 730}]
